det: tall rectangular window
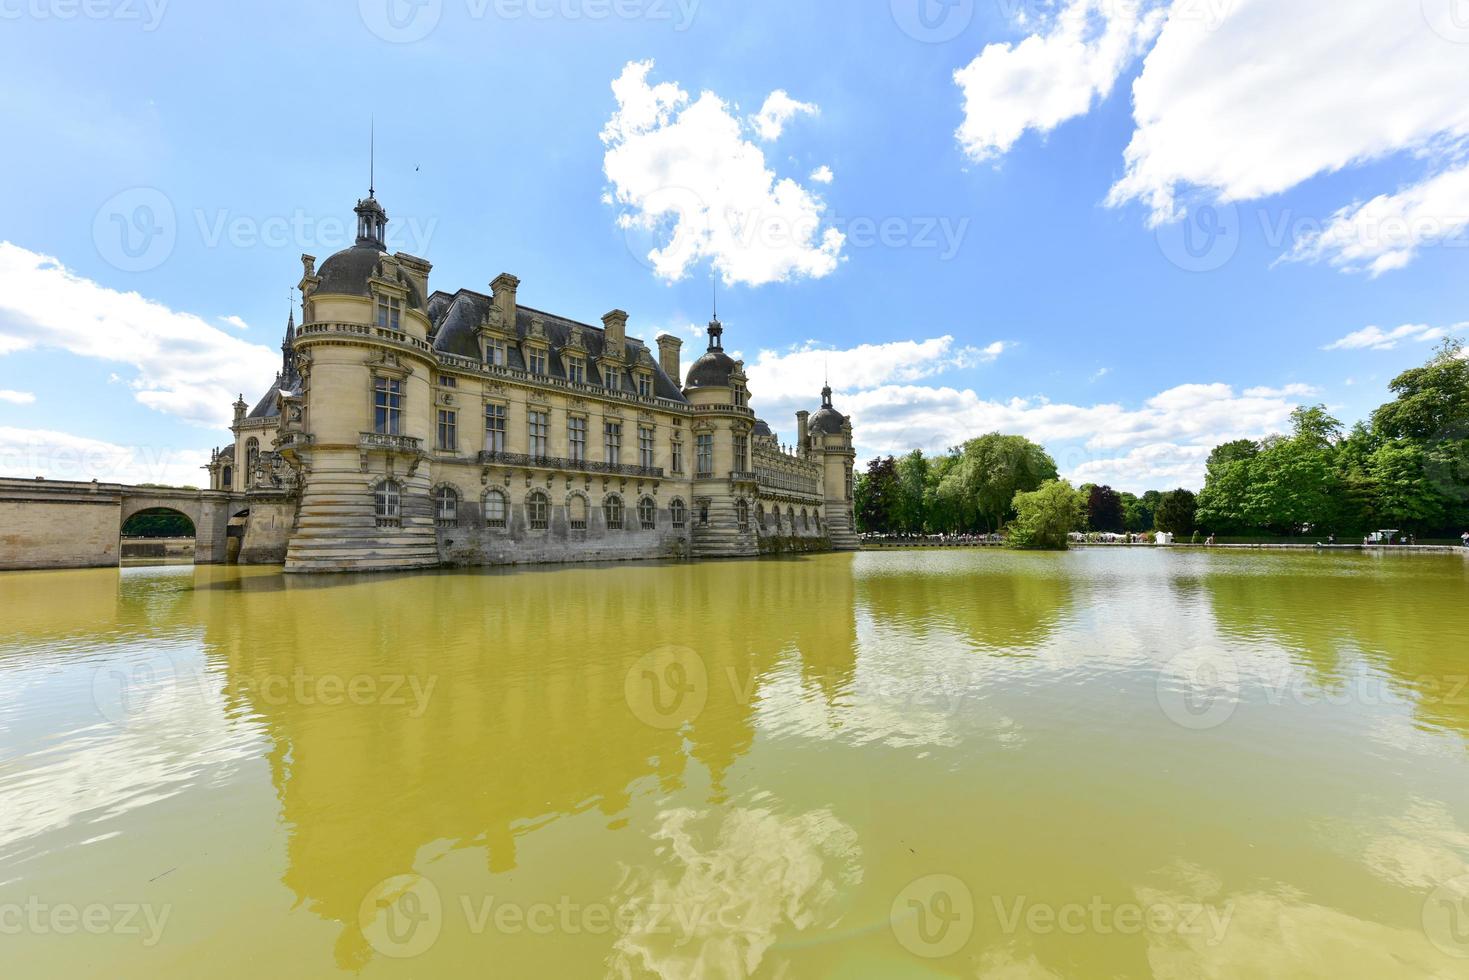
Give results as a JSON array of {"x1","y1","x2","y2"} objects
[
  {"x1": 528, "y1": 410, "x2": 549, "y2": 458},
  {"x1": 696, "y1": 433, "x2": 713, "y2": 477},
  {"x1": 437, "y1": 410, "x2": 457, "y2": 452},
  {"x1": 567, "y1": 357, "x2": 585, "y2": 384},
  {"x1": 528, "y1": 348, "x2": 547, "y2": 375},
  {"x1": 376, "y1": 296, "x2": 402, "y2": 331},
  {"x1": 484, "y1": 403, "x2": 506, "y2": 454},
  {"x1": 373, "y1": 377, "x2": 402, "y2": 435},
  {"x1": 637, "y1": 373, "x2": 652, "y2": 398},
  {"x1": 638, "y1": 426, "x2": 655, "y2": 469},
  {"x1": 568, "y1": 416, "x2": 587, "y2": 462},
  {"x1": 605, "y1": 369, "x2": 621, "y2": 392},
  {"x1": 733, "y1": 434, "x2": 748, "y2": 472},
  {"x1": 671, "y1": 438, "x2": 684, "y2": 474},
  {"x1": 604, "y1": 422, "x2": 622, "y2": 466},
  {"x1": 485, "y1": 340, "x2": 507, "y2": 367},
  {"x1": 732, "y1": 384, "x2": 746, "y2": 408}
]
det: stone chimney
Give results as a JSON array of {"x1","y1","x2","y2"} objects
[
  {"x1": 491, "y1": 273, "x2": 519, "y2": 331},
  {"x1": 656, "y1": 334, "x2": 683, "y2": 380},
  {"x1": 797, "y1": 410, "x2": 810, "y2": 455},
  {"x1": 602, "y1": 310, "x2": 628, "y2": 357}
]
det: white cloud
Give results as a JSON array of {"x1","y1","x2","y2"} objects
[
  {"x1": 218, "y1": 315, "x2": 249, "y2": 331},
  {"x1": 749, "y1": 90, "x2": 818, "y2": 142},
  {"x1": 0, "y1": 242, "x2": 280, "y2": 427},
  {"x1": 954, "y1": 0, "x2": 1165, "y2": 162},
  {"x1": 1106, "y1": 0, "x2": 1469, "y2": 228},
  {"x1": 0, "y1": 426, "x2": 210, "y2": 486},
  {"x1": 0, "y1": 390, "x2": 35, "y2": 405},
  {"x1": 1322, "y1": 323, "x2": 1460, "y2": 352},
  {"x1": 743, "y1": 337, "x2": 1316, "y2": 491},
  {"x1": 1091, "y1": 367, "x2": 1110, "y2": 382},
  {"x1": 601, "y1": 61, "x2": 845, "y2": 287},
  {"x1": 1283, "y1": 162, "x2": 1469, "y2": 276},
  {"x1": 810, "y1": 165, "x2": 834, "y2": 184}
]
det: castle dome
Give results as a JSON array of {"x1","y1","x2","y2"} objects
[
  {"x1": 311, "y1": 194, "x2": 423, "y2": 308},
  {"x1": 810, "y1": 384, "x2": 846, "y2": 434},
  {"x1": 684, "y1": 318, "x2": 738, "y2": 389}
]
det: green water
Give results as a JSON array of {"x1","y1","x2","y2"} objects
[{"x1": 2, "y1": 549, "x2": 1468, "y2": 978}]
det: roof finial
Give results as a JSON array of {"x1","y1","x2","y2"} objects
[
  {"x1": 711, "y1": 265, "x2": 717, "y2": 322},
  {"x1": 369, "y1": 116, "x2": 375, "y2": 197}
]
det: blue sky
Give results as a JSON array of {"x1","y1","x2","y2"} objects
[{"x1": 1, "y1": 0, "x2": 1466, "y2": 491}]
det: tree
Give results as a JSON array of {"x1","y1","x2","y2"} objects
[
  {"x1": 1371, "y1": 338, "x2": 1469, "y2": 442},
  {"x1": 1121, "y1": 492, "x2": 1154, "y2": 532},
  {"x1": 1086, "y1": 484, "x2": 1125, "y2": 533},
  {"x1": 893, "y1": 449, "x2": 929, "y2": 533},
  {"x1": 938, "y1": 433, "x2": 1058, "y2": 531},
  {"x1": 856, "y1": 456, "x2": 900, "y2": 532},
  {"x1": 1155, "y1": 488, "x2": 1198, "y2": 536},
  {"x1": 1008, "y1": 480, "x2": 1085, "y2": 550}
]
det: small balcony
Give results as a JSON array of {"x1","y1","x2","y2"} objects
[
  {"x1": 360, "y1": 432, "x2": 424, "y2": 454},
  {"x1": 276, "y1": 431, "x2": 314, "y2": 452}
]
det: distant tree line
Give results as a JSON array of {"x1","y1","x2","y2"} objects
[
  {"x1": 1195, "y1": 340, "x2": 1469, "y2": 538},
  {"x1": 121, "y1": 509, "x2": 195, "y2": 538},
  {"x1": 854, "y1": 433, "x2": 1199, "y2": 543}
]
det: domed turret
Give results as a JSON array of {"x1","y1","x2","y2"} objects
[
  {"x1": 809, "y1": 384, "x2": 846, "y2": 435},
  {"x1": 685, "y1": 318, "x2": 738, "y2": 390},
  {"x1": 311, "y1": 191, "x2": 424, "y2": 308}
]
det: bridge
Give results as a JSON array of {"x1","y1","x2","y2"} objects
[{"x1": 0, "y1": 477, "x2": 248, "y2": 570}]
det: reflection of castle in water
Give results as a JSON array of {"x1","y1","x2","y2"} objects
[{"x1": 195, "y1": 556, "x2": 858, "y2": 969}]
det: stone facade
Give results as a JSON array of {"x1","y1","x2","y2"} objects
[{"x1": 205, "y1": 187, "x2": 858, "y2": 573}]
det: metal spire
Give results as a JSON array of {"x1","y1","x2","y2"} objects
[{"x1": 369, "y1": 117, "x2": 375, "y2": 197}]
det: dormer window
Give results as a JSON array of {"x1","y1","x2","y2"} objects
[
  {"x1": 376, "y1": 295, "x2": 402, "y2": 332},
  {"x1": 605, "y1": 369, "x2": 621, "y2": 392},
  {"x1": 636, "y1": 372, "x2": 653, "y2": 398},
  {"x1": 732, "y1": 384, "x2": 746, "y2": 407},
  {"x1": 567, "y1": 357, "x2": 585, "y2": 384},
  {"x1": 528, "y1": 348, "x2": 547, "y2": 375},
  {"x1": 485, "y1": 339, "x2": 507, "y2": 367}
]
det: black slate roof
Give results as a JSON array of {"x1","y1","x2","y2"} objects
[
  {"x1": 315, "y1": 244, "x2": 425, "y2": 309},
  {"x1": 428, "y1": 290, "x2": 688, "y2": 403}
]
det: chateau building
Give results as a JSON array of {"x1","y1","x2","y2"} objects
[{"x1": 205, "y1": 187, "x2": 858, "y2": 572}]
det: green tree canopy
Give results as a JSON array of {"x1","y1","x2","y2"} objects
[{"x1": 1009, "y1": 480, "x2": 1085, "y2": 550}]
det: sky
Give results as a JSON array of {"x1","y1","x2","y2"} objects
[{"x1": 1, "y1": 0, "x2": 1467, "y2": 492}]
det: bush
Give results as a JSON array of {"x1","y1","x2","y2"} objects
[{"x1": 1008, "y1": 480, "x2": 1086, "y2": 551}]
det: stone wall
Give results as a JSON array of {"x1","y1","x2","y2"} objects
[
  {"x1": 238, "y1": 495, "x2": 298, "y2": 565},
  {"x1": 0, "y1": 492, "x2": 122, "y2": 570}
]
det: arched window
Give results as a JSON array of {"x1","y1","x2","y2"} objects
[
  {"x1": 638, "y1": 496, "x2": 656, "y2": 530},
  {"x1": 527, "y1": 490, "x2": 549, "y2": 530},
  {"x1": 698, "y1": 500, "x2": 710, "y2": 526},
  {"x1": 802, "y1": 508, "x2": 809, "y2": 531},
  {"x1": 671, "y1": 498, "x2": 687, "y2": 529},
  {"x1": 375, "y1": 480, "x2": 401, "y2": 527},
  {"x1": 604, "y1": 494, "x2": 624, "y2": 530},
  {"x1": 569, "y1": 494, "x2": 588, "y2": 530},
  {"x1": 435, "y1": 486, "x2": 459, "y2": 526},
  {"x1": 814, "y1": 509, "x2": 822, "y2": 531},
  {"x1": 736, "y1": 498, "x2": 749, "y2": 529},
  {"x1": 786, "y1": 507, "x2": 796, "y2": 530},
  {"x1": 221, "y1": 466, "x2": 233, "y2": 490},
  {"x1": 756, "y1": 503, "x2": 766, "y2": 528},
  {"x1": 484, "y1": 489, "x2": 507, "y2": 529},
  {"x1": 244, "y1": 438, "x2": 260, "y2": 489}
]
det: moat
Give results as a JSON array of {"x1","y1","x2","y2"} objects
[{"x1": 3, "y1": 549, "x2": 1468, "y2": 977}]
